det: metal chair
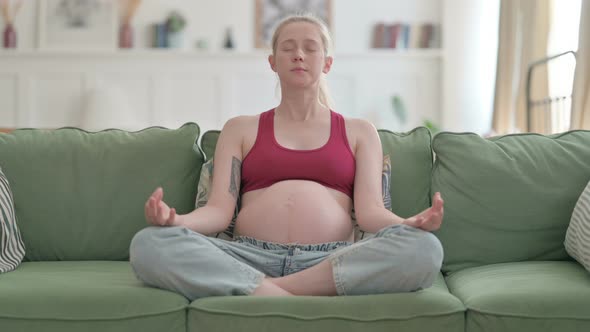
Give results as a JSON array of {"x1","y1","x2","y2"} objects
[{"x1": 526, "y1": 50, "x2": 577, "y2": 133}]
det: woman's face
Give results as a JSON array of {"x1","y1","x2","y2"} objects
[{"x1": 269, "y1": 22, "x2": 333, "y2": 89}]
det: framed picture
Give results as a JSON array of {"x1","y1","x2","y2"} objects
[
  {"x1": 255, "y1": 0, "x2": 332, "y2": 49},
  {"x1": 37, "y1": 0, "x2": 118, "y2": 50}
]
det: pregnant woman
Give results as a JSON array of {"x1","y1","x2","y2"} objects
[{"x1": 130, "y1": 13, "x2": 444, "y2": 300}]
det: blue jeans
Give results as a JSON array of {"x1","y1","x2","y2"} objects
[{"x1": 129, "y1": 224, "x2": 443, "y2": 300}]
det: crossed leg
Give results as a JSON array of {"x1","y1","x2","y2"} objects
[
  {"x1": 252, "y1": 258, "x2": 337, "y2": 296},
  {"x1": 252, "y1": 224, "x2": 443, "y2": 297}
]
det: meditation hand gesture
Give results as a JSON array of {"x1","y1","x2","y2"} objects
[
  {"x1": 403, "y1": 192, "x2": 444, "y2": 231},
  {"x1": 145, "y1": 187, "x2": 178, "y2": 226}
]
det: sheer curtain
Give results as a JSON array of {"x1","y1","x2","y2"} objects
[
  {"x1": 492, "y1": 0, "x2": 551, "y2": 134},
  {"x1": 571, "y1": 1, "x2": 590, "y2": 129}
]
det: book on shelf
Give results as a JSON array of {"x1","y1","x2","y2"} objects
[
  {"x1": 372, "y1": 22, "x2": 441, "y2": 50},
  {"x1": 372, "y1": 23, "x2": 385, "y2": 48},
  {"x1": 388, "y1": 23, "x2": 400, "y2": 48}
]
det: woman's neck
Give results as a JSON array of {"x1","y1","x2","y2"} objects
[{"x1": 276, "y1": 90, "x2": 325, "y2": 121}]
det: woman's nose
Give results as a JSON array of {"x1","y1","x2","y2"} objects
[{"x1": 292, "y1": 50, "x2": 304, "y2": 62}]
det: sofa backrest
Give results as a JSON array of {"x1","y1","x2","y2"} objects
[
  {"x1": 200, "y1": 127, "x2": 434, "y2": 218},
  {"x1": 432, "y1": 130, "x2": 590, "y2": 274},
  {"x1": 0, "y1": 123, "x2": 203, "y2": 261}
]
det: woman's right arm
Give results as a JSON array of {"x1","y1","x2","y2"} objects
[{"x1": 145, "y1": 117, "x2": 244, "y2": 235}]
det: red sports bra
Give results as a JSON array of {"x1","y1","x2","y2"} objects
[{"x1": 240, "y1": 108, "x2": 356, "y2": 198}]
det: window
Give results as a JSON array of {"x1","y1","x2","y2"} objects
[{"x1": 546, "y1": 0, "x2": 582, "y2": 132}]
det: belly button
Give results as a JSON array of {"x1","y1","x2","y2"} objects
[{"x1": 285, "y1": 195, "x2": 295, "y2": 207}]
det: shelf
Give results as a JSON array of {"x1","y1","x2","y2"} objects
[
  {"x1": 0, "y1": 48, "x2": 444, "y2": 59},
  {"x1": 337, "y1": 48, "x2": 444, "y2": 59}
]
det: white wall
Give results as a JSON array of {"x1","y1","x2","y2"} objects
[{"x1": 1, "y1": 0, "x2": 499, "y2": 134}]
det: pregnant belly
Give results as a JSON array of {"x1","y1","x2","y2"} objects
[{"x1": 235, "y1": 180, "x2": 354, "y2": 244}]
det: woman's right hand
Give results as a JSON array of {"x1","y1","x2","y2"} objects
[{"x1": 145, "y1": 187, "x2": 178, "y2": 226}]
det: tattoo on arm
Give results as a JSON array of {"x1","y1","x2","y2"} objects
[{"x1": 229, "y1": 157, "x2": 241, "y2": 200}]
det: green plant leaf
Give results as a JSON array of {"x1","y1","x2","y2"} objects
[
  {"x1": 423, "y1": 119, "x2": 441, "y2": 133},
  {"x1": 391, "y1": 95, "x2": 407, "y2": 124}
]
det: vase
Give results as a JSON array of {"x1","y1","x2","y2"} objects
[
  {"x1": 223, "y1": 27, "x2": 235, "y2": 49},
  {"x1": 119, "y1": 23, "x2": 133, "y2": 49},
  {"x1": 3, "y1": 23, "x2": 17, "y2": 49},
  {"x1": 166, "y1": 31, "x2": 184, "y2": 49}
]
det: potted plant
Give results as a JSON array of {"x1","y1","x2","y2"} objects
[{"x1": 165, "y1": 11, "x2": 186, "y2": 48}]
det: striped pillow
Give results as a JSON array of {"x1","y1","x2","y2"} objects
[
  {"x1": 0, "y1": 167, "x2": 25, "y2": 273},
  {"x1": 565, "y1": 180, "x2": 590, "y2": 272}
]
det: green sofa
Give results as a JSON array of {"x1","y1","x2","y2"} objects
[{"x1": 0, "y1": 123, "x2": 589, "y2": 332}]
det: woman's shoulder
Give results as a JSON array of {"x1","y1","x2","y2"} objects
[
  {"x1": 219, "y1": 113, "x2": 266, "y2": 144},
  {"x1": 222, "y1": 113, "x2": 262, "y2": 131},
  {"x1": 339, "y1": 114, "x2": 377, "y2": 134},
  {"x1": 337, "y1": 114, "x2": 379, "y2": 152}
]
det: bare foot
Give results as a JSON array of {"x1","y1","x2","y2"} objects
[{"x1": 251, "y1": 278, "x2": 294, "y2": 296}]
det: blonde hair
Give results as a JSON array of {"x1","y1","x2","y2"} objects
[{"x1": 270, "y1": 13, "x2": 335, "y2": 109}]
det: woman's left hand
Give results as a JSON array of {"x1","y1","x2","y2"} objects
[{"x1": 403, "y1": 192, "x2": 444, "y2": 231}]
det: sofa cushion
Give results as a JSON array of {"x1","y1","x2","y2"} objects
[
  {"x1": 200, "y1": 127, "x2": 433, "y2": 219},
  {"x1": 188, "y1": 273, "x2": 464, "y2": 332},
  {"x1": 445, "y1": 261, "x2": 590, "y2": 332},
  {"x1": 565, "y1": 180, "x2": 590, "y2": 272},
  {"x1": 432, "y1": 130, "x2": 590, "y2": 274},
  {"x1": 0, "y1": 261, "x2": 187, "y2": 332},
  {"x1": 0, "y1": 167, "x2": 25, "y2": 273},
  {"x1": 0, "y1": 124, "x2": 203, "y2": 261}
]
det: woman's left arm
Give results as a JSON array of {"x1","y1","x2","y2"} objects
[{"x1": 352, "y1": 119, "x2": 443, "y2": 233}]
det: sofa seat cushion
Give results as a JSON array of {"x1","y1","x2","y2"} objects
[
  {"x1": 0, "y1": 261, "x2": 188, "y2": 332},
  {"x1": 188, "y1": 273, "x2": 464, "y2": 332},
  {"x1": 446, "y1": 261, "x2": 590, "y2": 332}
]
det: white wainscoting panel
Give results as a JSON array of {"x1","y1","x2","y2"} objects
[
  {"x1": 0, "y1": 50, "x2": 443, "y2": 132},
  {"x1": 0, "y1": 74, "x2": 17, "y2": 127},
  {"x1": 328, "y1": 75, "x2": 358, "y2": 119},
  {"x1": 94, "y1": 74, "x2": 154, "y2": 128},
  {"x1": 164, "y1": 75, "x2": 220, "y2": 133},
  {"x1": 228, "y1": 73, "x2": 279, "y2": 118},
  {"x1": 29, "y1": 74, "x2": 84, "y2": 127}
]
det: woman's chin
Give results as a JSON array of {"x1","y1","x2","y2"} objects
[{"x1": 282, "y1": 78, "x2": 318, "y2": 89}]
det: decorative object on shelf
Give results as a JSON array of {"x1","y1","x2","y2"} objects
[
  {"x1": 372, "y1": 21, "x2": 441, "y2": 49},
  {"x1": 119, "y1": 0, "x2": 142, "y2": 49},
  {"x1": 37, "y1": 0, "x2": 118, "y2": 50},
  {"x1": 255, "y1": 0, "x2": 332, "y2": 49},
  {"x1": 2, "y1": 20, "x2": 15, "y2": 48},
  {"x1": 1, "y1": 0, "x2": 23, "y2": 49},
  {"x1": 165, "y1": 11, "x2": 186, "y2": 48},
  {"x1": 195, "y1": 38, "x2": 208, "y2": 50},
  {"x1": 119, "y1": 22, "x2": 132, "y2": 48},
  {"x1": 223, "y1": 26, "x2": 234, "y2": 50},
  {"x1": 153, "y1": 23, "x2": 166, "y2": 48}
]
